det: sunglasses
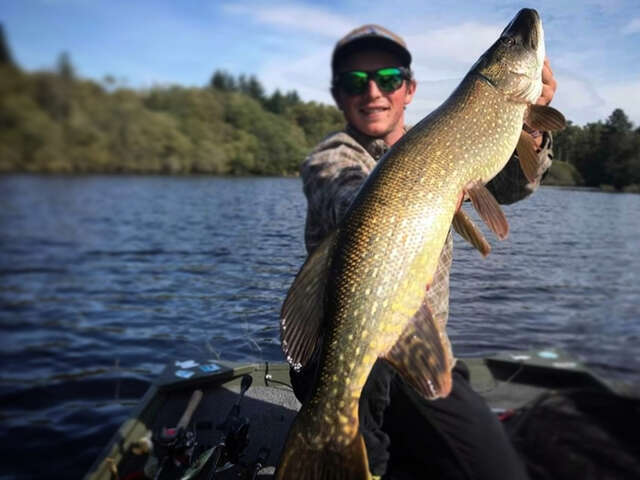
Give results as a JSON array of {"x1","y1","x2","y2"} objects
[{"x1": 333, "y1": 67, "x2": 411, "y2": 96}]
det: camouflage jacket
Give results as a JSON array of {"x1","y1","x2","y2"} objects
[{"x1": 300, "y1": 124, "x2": 553, "y2": 363}]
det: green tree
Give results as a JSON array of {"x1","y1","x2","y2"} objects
[
  {"x1": 553, "y1": 121, "x2": 581, "y2": 164},
  {"x1": 286, "y1": 101, "x2": 344, "y2": 146},
  {"x1": 553, "y1": 108, "x2": 640, "y2": 190},
  {"x1": 0, "y1": 24, "x2": 15, "y2": 66},
  {"x1": 210, "y1": 69, "x2": 237, "y2": 92},
  {"x1": 223, "y1": 92, "x2": 306, "y2": 174},
  {"x1": 570, "y1": 121, "x2": 605, "y2": 187},
  {"x1": 8, "y1": 22, "x2": 638, "y2": 184},
  {"x1": 57, "y1": 52, "x2": 75, "y2": 82},
  {"x1": 285, "y1": 90, "x2": 301, "y2": 106},
  {"x1": 601, "y1": 109, "x2": 636, "y2": 189},
  {"x1": 265, "y1": 89, "x2": 303, "y2": 114},
  {"x1": 240, "y1": 74, "x2": 266, "y2": 103},
  {"x1": 265, "y1": 89, "x2": 286, "y2": 114}
]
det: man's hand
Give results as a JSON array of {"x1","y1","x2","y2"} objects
[
  {"x1": 527, "y1": 57, "x2": 558, "y2": 149},
  {"x1": 537, "y1": 57, "x2": 557, "y2": 106}
]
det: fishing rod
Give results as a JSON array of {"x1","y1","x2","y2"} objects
[
  {"x1": 185, "y1": 374, "x2": 271, "y2": 480},
  {"x1": 143, "y1": 389, "x2": 204, "y2": 479}
]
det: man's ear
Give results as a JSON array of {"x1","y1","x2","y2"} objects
[
  {"x1": 331, "y1": 87, "x2": 343, "y2": 110},
  {"x1": 404, "y1": 79, "x2": 417, "y2": 106}
]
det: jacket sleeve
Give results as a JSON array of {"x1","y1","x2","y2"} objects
[
  {"x1": 486, "y1": 132, "x2": 554, "y2": 205},
  {"x1": 300, "y1": 134, "x2": 374, "y2": 254}
]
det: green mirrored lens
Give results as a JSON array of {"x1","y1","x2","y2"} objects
[
  {"x1": 375, "y1": 68, "x2": 403, "y2": 92},
  {"x1": 377, "y1": 68, "x2": 402, "y2": 76},
  {"x1": 337, "y1": 68, "x2": 406, "y2": 95},
  {"x1": 341, "y1": 71, "x2": 368, "y2": 94}
]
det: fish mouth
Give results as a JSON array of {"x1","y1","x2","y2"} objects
[{"x1": 501, "y1": 8, "x2": 541, "y2": 52}]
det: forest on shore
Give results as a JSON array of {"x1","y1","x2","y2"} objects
[{"x1": 1, "y1": 27, "x2": 639, "y2": 191}]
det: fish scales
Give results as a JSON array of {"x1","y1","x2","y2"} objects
[
  {"x1": 311, "y1": 77, "x2": 526, "y2": 442},
  {"x1": 276, "y1": 9, "x2": 565, "y2": 479}
]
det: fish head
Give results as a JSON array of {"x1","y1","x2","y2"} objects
[{"x1": 472, "y1": 8, "x2": 545, "y2": 104}]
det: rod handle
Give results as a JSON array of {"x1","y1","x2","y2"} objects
[{"x1": 177, "y1": 389, "x2": 203, "y2": 430}]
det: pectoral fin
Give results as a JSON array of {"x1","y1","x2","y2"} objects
[
  {"x1": 280, "y1": 231, "x2": 336, "y2": 371},
  {"x1": 452, "y1": 209, "x2": 491, "y2": 257},
  {"x1": 465, "y1": 181, "x2": 509, "y2": 240},
  {"x1": 526, "y1": 104, "x2": 566, "y2": 131},
  {"x1": 516, "y1": 130, "x2": 540, "y2": 183},
  {"x1": 383, "y1": 301, "x2": 453, "y2": 399}
]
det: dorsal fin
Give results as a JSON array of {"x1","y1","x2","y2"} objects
[
  {"x1": 452, "y1": 209, "x2": 491, "y2": 257},
  {"x1": 280, "y1": 231, "x2": 336, "y2": 371},
  {"x1": 465, "y1": 181, "x2": 509, "y2": 240},
  {"x1": 383, "y1": 301, "x2": 453, "y2": 399}
]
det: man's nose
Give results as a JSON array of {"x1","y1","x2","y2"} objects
[{"x1": 364, "y1": 79, "x2": 382, "y2": 98}]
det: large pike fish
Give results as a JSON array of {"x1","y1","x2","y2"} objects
[{"x1": 277, "y1": 8, "x2": 565, "y2": 480}]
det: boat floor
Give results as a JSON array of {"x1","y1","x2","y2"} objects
[{"x1": 85, "y1": 349, "x2": 622, "y2": 480}]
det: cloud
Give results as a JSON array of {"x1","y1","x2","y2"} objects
[
  {"x1": 556, "y1": 74, "x2": 604, "y2": 109},
  {"x1": 601, "y1": 80, "x2": 640, "y2": 126},
  {"x1": 550, "y1": 73, "x2": 606, "y2": 124},
  {"x1": 259, "y1": 48, "x2": 335, "y2": 103},
  {"x1": 222, "y1": 3, "x2": 355, "y2": 38},
  {"x1": 407, "y1": 79, "x2": 459, "y2": 125},
  {"x1": 407, "y1": 22, "x2": 500, "y2": 81},
  {"x1": 408, "y1": 22, "x2": 500, "y2": 64},
  {"x1": 255, "y1": 17, "x2": 502, "y2": 120},
  {"x1": 228, "y1": 1, "x2": 640, "y2": 128},
  {"x1": 402, "y1": 21, "x2": 503, "y2": 123},
  {"x1": 622, "y1": 18, "x2": 640, "y2": 35},
  {"x1": 544, "y1": 72, "x2": 640, "y2": 126}
]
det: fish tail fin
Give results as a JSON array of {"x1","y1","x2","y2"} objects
[{"x1": 276, "y1": 423, "x2": 370, "y2": 480}]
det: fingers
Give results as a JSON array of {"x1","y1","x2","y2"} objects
[
  {"x1": 536, "y1": 57, "x2": 557, "y2": 105},
  {"x1": 541, "y1": 58, "x2": 554, "y2": 84},
  {"x1": 537, "y1": 83, "x2": 555, "y2": 106}
]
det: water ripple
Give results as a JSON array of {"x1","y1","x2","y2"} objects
[{"x1": 0, "y1": 177, "x2": 638, "y2": 478}]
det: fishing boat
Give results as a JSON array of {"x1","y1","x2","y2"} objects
[{"x1": 84, "y1": 349, "x2": 639, "y2": 480}]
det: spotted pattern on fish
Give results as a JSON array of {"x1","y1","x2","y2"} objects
[{"x1": 277, "y1": 9, "x2": 562, "y2": 480}]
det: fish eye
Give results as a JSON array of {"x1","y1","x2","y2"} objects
[{"x1": 501, "y1": 37, "x2": 515, "y2": 46}]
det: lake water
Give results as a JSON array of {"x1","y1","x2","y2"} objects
[{"x1": 1, "y1": 175, "x2": 639, "y2": 479}]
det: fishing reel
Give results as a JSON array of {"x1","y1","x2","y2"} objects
[
  {"x1": 193, "y1": 374, "x2": 271, "y2": 479},
  {"x1": 155, "y1": 425, "x2": 197, "y2": 466},
  {"x1": 145, "y1": 424, "x2": 198, "y2": 479},
  {"x1": 156, "y1": 374, "x2": 270, "y2": 479},
  {"x1": 214, "y1": 374, "x2": 252, "y2": 468}
]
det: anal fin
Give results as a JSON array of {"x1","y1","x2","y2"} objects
[
  {"x1": 465, "y1": 181, "x2": 509, "y2": 240},
  {"x1": 383, "y1": 301, "x2": 453, "y2": 399},
  {"x1": 452, "y1": 209, "x2": 491, "y2": 257}
]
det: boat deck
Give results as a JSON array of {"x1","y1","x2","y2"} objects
[{"x1": 84, "y1": 349, "x2": 620, "y2": 480}]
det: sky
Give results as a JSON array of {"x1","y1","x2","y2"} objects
[{"x1": 2, "y1": 0, "x2": 640, "y2": 126}]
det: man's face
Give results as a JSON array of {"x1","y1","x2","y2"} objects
[{"x1": 334, "y1": 49, "x2": 416, "y2": 146}]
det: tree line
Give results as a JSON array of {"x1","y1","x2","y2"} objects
[
  {"x1": 0, "y1": 26, "x2": 638, "y2": 190},
  {"x1": 550, "y1": 109, "x2": 640, "y2": 192},
  {"x1": 0, "y1": 35, "x2": 343, "y2": 175}
]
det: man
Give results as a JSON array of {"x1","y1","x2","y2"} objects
[{"x1": 291, "y1": 24, "x2": 557, "y2": 479}]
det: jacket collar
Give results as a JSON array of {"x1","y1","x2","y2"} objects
[{"x1": 345, "y1": 124, "x2": 391, "y2": 161}]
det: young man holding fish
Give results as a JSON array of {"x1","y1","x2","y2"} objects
[{"x1": 283, "y1": 17, "x2": 558, "y2": 480}]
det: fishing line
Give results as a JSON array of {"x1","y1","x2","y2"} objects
[
  {"x1": 475, "y1": 361, "x2": 525, "y2": 394},
  {"x1": 263, "y1": 362, "x2": 293, "y2": 390}
]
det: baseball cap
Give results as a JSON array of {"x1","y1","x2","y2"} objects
[{"x1": 331, "y1": 24, "x2": 412, "y2": 73}]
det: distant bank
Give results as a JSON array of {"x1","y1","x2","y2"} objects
[{"x1": 1, "y1": 29, "x2": 638, "y2": 191}]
